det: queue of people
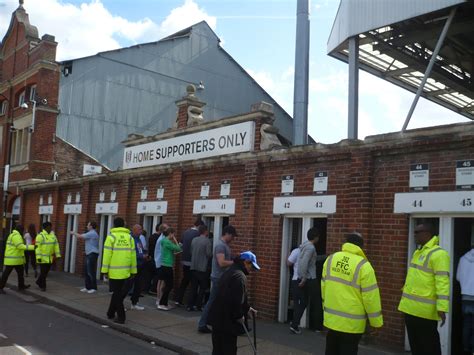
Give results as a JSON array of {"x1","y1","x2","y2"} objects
[
  {"x1": 286, "y1": 222, "x2": 467, "y2": 355},
  {"x1": 1, "y1": 218, "x2": 474, "y2": 355}
]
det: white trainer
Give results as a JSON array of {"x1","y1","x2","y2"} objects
[
  {"x1": 157, "y1": 305, "x2": 169, "y2": 311},
  {"x1": 131, "y1": 304, "x2": 145, "y2": 311},
  {"x1": 80, "y1": 288, "x2": 88, "y2": 292},
  {"x1": 87, "y1": 289, "x2": 97, "y2": 294}
]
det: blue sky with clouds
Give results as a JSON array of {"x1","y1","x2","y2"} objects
[{"x1": 1, "y1": 0, "x2": 467, "y2": 143}]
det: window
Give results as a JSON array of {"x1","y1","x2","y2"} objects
[
  {"x1": 18, "y1": 91, "x2": 25, "y2": 107},
  {"x1": 0, "y1": 101, "x2": 7, "y2": 116},
  {"x1": 29, "y1": 85, "x2": 36, "y2": 102},
  {"x1": 10, "y1": 127, "x2": 31, "y2": 165}
]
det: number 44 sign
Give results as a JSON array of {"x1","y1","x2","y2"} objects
[{"x1": 394, "y1": 191, "x2": 474, "y2": 213}]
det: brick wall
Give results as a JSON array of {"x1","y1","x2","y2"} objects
[
  {"x1": 1, "y1": 5, "x2": 61, "y2": 226},
  {"x1": 19, "y1": 120, "x2": 474, "y2": 349}
]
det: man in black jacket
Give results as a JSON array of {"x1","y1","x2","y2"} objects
[{"x1": 208, "y1": 251, "x2": 259, "y2": 355}]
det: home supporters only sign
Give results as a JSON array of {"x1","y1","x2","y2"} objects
[{"x1": 123, "y1": 122, "x2": 255, "y2": 169}]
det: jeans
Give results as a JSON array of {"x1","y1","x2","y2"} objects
[
  {"x1": 325, "y1": 329, "x2": 362, "y2": 355},
  {"x1": 24, "y1": 251, "x2": 36, "y2": 276},
  {"x1": 198, "y1": 277, "x2": 219, "y2": 328},
  {"x1": 84, "y1": 253, "x2": 98, "y2": 290},
  {"x1": 462, "y1": 300, "x2": 474, "y2": 352},
  {"x1": 129, "y1": 265, "x2": 144, "y2": 305},
  {"x1": 0, "y1": 265, "x2": 26, "y2": 289},
  {"x1": 405, "y1": 313, "x2": 441, "y2": 355}
]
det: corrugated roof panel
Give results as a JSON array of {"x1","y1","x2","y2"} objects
[{"x1": 328, "y1": 0, "x2": 465, "y2": 53}]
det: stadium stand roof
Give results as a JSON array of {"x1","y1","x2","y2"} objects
[{"x1": 328, "y1": 0, "x2": 473, "y2": 120}]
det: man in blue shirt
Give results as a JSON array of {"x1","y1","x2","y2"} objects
[
  {"x1": 72, "y1": 221, "x2": 99, "y2": 294},
  {"x1": 128, "y1": 224, "x2": 147, "y2": 310}
]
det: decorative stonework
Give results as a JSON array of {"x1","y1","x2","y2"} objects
[
  {"x1": 175, "y1": 85, "x2": 206, "y2": 129},
  {"x1": 260, "y1": 123, "x2": 282, "y2": 150}
]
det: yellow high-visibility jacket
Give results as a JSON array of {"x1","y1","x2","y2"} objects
[
  {"x1": 398, "y1": 236, "x2": 450, "y2": 320},
  {"x1": 322, "y1": 242, "x2": 383, "y2": 334},
  {"x1": 4, "y1": 230, "x2": 34, "y2": 266},
  {"x1": 35, "y1": 230, "x2": 61, "y2": 264},
  {"x1": 100, "y1": 227, "x2": 137, "y2": 280}
]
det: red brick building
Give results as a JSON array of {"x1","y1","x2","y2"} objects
[
  {"x1": 0, "y1": 3, "x2": 106, "y2": 232},
  {"x1": 17, "y1": 86, "x2": 474, "y2": 353},
  {"x1": 1, "y1": 3, "x2": 473, "y2": 355}
]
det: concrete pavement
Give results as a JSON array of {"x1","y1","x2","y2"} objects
[{"x1": 3, "y1": 272, "x2": 404, "y2": 355}]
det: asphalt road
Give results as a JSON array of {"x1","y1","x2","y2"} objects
[{"x1": 0, "y1": 290, "x2": 177, "y2": 355}]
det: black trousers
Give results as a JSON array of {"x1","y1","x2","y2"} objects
[
  {"x1": 212, "y1": 330, "x2": 237, "y2": 355},
  {"x1": 291, "y1": 279, "x2": 320, "y2": 329},
  {"x1": 176, "y1": 264, "x2": 191, "y2": 304},
  {"x1": 159, "y1": 266, "x2": 174, "y2": 306},
  {"x1": 142, "y1": 260, "x2": 156, "y2": 293},
  {"x1": 405, "y1": 313, "x2": 441, "y2": 355},
  {"x1": 325, "y1": 329, "x2": 362, "y2": 355},
  {"x1": 107, "y1": 278, "x2": 129, "y2": 322},
  {"x1": 187, "y1": 270, "x2": 209, "y2": 308},
  {"x1": 36, "y1": 263, "x2": 52, "y2": 290},
  {"x1": 0, "y1": 265, "x2": 26, "y2": 289}
]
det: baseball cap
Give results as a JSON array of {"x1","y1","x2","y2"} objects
[
  {"x1": 223, "y1": 225, "x2": 238, "y2": 237},
  {"x1": 240, "y1": 251, "x2": 260, "y2": 270}
]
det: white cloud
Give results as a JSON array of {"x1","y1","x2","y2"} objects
[
  {"x1": 158, "y1": 0, "x2": 216, "y2": 37},
  {"x1": 247, "y1": 69, "x2": 275, "y2": 93},
  {"x1": 247, "y1": 62, "x2": 468, "y2": 144},
  {"x1": 0, "y1": 0, "x2": 216, "y2": 61}
]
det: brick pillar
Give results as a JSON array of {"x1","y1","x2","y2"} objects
[
  {"x1": 241, "y1": 160, "x2": 260, "y2": 304},
  {"x1": 346, "y1": 148, "x2": 374, "y2": 236},
  {"x1": 118, "y1": 177, "x2": 131, "y2": 221},
  {"x1": 175, "y1": 85, "x2": 206, "y2": 130},
  {"x1": 80, "y1": 181, "x2": 91, "y2": 230},
  {"x1": 167, "y1": 169, "x2": 184, "y2": 232}
]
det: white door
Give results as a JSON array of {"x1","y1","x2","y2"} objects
[
  {"x1": 97, "y1": 214, "x2": 114, "y2": 279},
  {"x1": 40, "y1": 214, "x2": 51, "y2": 224},
  {"x1": 64, "y1": 214, "x2": 79, "y2": 273},
  {"x1": 202, "y1": 215, "x2": 230, "y2": 248},
  {"x1": 406, "y1": 216, "x2": 474, "y2": 355},
  {"x1": 278, "y1": 216, "x2": 327, "y2": 327},
  {"x1": 143, "y1": 214, "x2": 163, "y2": 248}
]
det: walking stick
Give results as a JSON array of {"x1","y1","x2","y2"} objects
[
  {"x1": 252, "y1": 312, "x2": 257, "y2": 352},
  {"x1": 240, "y1": 319, "x2": 257, "y2": 355}
]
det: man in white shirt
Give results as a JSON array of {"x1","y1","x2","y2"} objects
[{"x1": 456, "y1": 246, "x2": 474, "y2": 354}]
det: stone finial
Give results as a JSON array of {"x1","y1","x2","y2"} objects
[
  {"x1": 175, "y1": 85, "x2": 206, "y2": 129},
  {"x1": 19, "y1": 0, "x2": 24, "y2": 7},
  {"x1": 186, "y1": 84, "x2": 196, "y2": 98}
]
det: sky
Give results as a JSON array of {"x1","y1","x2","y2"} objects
[{"x1": 0, "y1": 0, "x2": 468, "y2": 143}]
